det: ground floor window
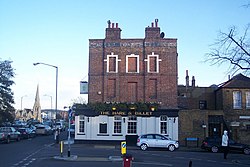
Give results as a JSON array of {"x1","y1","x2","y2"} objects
[
  {"x1": 99, "y1": 122, "x2": 107, "y2": 134},
  {"x1": 114, "y1": 116, "x2": 122, "y2": 134},
  {"x1": 127, "y1": 116, "x2": 137, "y2": 134},
  {"x1": 79, "y1": 115, "x2": 85, "y2": 133},
  {"x1": 160, "y1": 115, "x2": 167, "y2": 134}
]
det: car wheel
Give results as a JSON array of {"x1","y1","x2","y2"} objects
[
  {"x1": 211, "y1": 146, "x2": 219, "y2": 153},
  {"x1": 243, "y1": 148, "x2": 250, "y2": 155},
  {"x1": 168, "y1": 144, "x2": 176, "y2": 152},
  {"x1": 140, "y1": 144, "x2": 148, "y2": 151}
]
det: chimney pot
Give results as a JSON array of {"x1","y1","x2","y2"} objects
[
  {"x1": 116, "y1": 23, "x2": 118, "y2": 28},
  {"x1": 112, "y1": 23, "x2": 114, "y2": 28},
  {"x1": 107, "y1": 20, "x2": 111, "y2": 28},
  {"x1": 155, "y1": 19, "x2": 158, "y2": 27},
  {"x1": 151, "y1": 22, "x2": 154, "y2": 27}
]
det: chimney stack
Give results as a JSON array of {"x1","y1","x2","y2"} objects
[
  {"x1": 192, "y1": 76, "x2": 195, "y2": 87},
  {"x1": 105, "y1": 20, "x2": 122, "y2": 39},
  {"x1": 186, "y1": 70, "x2": 189, "y2": 87}
]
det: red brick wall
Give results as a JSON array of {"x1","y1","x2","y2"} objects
[{"x1": 88, "y1": 22, "x2": 178, "y2": 109}]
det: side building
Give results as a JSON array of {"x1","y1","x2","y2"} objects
[
  {"x1": 178, "y1": 72, "x2": 250, "y2": 146},
  {"x1": 75, "y1": 19, "x2": 179, "y2": 144}
]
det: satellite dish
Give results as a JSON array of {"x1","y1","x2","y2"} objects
[{"x1": 160, "y1": 32, "x2": 165, "y2": 38}]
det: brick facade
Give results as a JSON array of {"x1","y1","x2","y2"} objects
[{"x1": 88, "y1": 20, "x2": 178, "y2": 109}]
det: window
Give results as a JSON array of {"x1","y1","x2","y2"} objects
[
  {"x1": 160, "y1": 116, "x2": 167, "y2": 134},
  {"x1": 246, "y1": 92, "x2": 250, "y2": 109},
  {"x1": 79, "y1": 115, "x2": 85, "y2": 133},
  {"x1": 233, "y1": 91, "x2": 242, "y2": 109},
  {"x1": 99, "y1": 123, "x2": 107, "y2": 134},
  {"x1": 144, "y1": 52, "x2": 162, "y2": 73},
  {"x1": 126, "y1": 54, "x2": 139, "y2": 73},
  {"x1": 114, "y1": 116, "x2": 122, "y2": 134},
  {"x1": 127, "y1": 116, "x2": 137, "y2": 134},
  {"x1": 199, "y1": 100, "x2": 207, "y2": 110},
  {"x1": 104, "y1": 52, "x2": 121, "y2": 73}
]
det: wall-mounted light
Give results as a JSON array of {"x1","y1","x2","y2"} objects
[
  {"x1": 150, "y1": 107, "x2": 155, "y2": 111},
  {"x1": 87, "y1": 117, "x2": 90, "y2": 122},
  {"x1": 97, "y1": 91, "x2": 102, "y2": 95},
  {"x1": 112, "y1": 107, "x2": 116, "y2": 111}
]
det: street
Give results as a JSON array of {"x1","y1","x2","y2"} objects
[{"x1": 0, "y1": 131, "x2": 249, "y2": 167}]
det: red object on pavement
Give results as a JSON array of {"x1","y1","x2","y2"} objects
[{"x1": 123, "y1": 154, "x2": 133, "y2": 167}]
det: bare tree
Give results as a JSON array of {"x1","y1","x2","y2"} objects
[
  {"x1": 206, "y1": 25, "x2": 250, "y2": 76},
  {"x1": 206, "y1": 3, "x2": 250, "y2": 76}
]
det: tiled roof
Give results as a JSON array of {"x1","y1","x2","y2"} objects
[{"x1": 220, "y1": 73, "x2": 250, "y2": 88}]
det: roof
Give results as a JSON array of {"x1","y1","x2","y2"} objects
[{"x1": 219, "y1": 73, "x2": 250, "y2": 89}]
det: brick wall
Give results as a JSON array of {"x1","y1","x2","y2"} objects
[{"x1": 88, "y1": 20, "x2": 178, "y2": 108}]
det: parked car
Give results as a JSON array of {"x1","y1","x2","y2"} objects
[
  {"x1": 0, "y1": 131, "x2": 9, "y2": 143},
  {"x1": 17, "y1": 128, "x2": 36, "y2": 139},
  {"x1": 36, "y1": 125, "x2": 53, "y2": 135},
  {"x1": 55, "y1": 121, "x2": 65, "y2": 131},
  {"x1": 137, "y1": 134, "x2": 179, "y2": 151},
  {"x1": 0, "y1": 127, "x2": 21, "y2": 143},
  {"x1": 201, "y1": 136, "x2": 250, "y2": 155}
]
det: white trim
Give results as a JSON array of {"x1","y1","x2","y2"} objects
[
  {"x1": 104, "y1": 52, "x2": 121, "y2": 73},
  {"x1": 126, "y1": 54, "x2": 139, "y2": 73},
  {"x1": 144, "y1": 52, "x2": 162, "y2": 73}
]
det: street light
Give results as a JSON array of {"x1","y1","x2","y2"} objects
[
  {"x1": 21, "y1": 95, "x2": 28, "y2": 110},
  {"x1": 33, "y1": 62, "x2": 58, "y2": 118}
]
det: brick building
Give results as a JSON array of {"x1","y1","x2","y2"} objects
[
  {"x1": 75, "y1": 20, "x2": 179, "y2": 143},
  {"x1": 88, "y1": 19, "x2": 178, "y2": 108},
  {"x1": 178, "y1": 73, "x2": 250, "y2": 146}
]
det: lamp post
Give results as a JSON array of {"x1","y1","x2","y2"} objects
[
  {"x1": 21, "y1": 95, "x2": 28, "y2": 110},
  {"x1": 33, "y1": 62, "x2": 58, "y2": 118}
]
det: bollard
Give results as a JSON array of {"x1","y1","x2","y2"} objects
[
  {"x1": 189, "y1": 160, "x2": 192, "y2": 167},
  {"x1": 60, "y1": 141, "x2": 63, "y2": 157}
]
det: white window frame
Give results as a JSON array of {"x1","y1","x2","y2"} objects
[
  {"x1": 233, "y1": 91, "x2": 242, "y2": 109},
  {"x1": 144, "y1": 52, "x2": 162, "y2": 73},
  {"x1": 246, "y1": 91, "x2": 250, "y2": 109},
  {"x1": 127, "y1": 116, "x2": 137, "y2": 134},
  {"x1": 104, "y1": 52, "x2": 121, "y2": 73},
  {"x1": 78, "y1": 115, "x2": 85, "y2": 134},
  {"x1": 160, "y1": 115, "x2": 168, "y2": 134},
  {"x1": 113, "y1": 116, "x2": 122, "y2": 134},
  {"x1": 126, "y1": 54, "x2": 139, "y2": 73}
]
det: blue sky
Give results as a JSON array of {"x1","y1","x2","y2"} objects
[{"x1": 0, "y1": 0, "x2": 249, "y2": 110}]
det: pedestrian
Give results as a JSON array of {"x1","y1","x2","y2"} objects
[
  {"x1": 54, "y1": 128, "x2": 60, "y2": 144},
  {"x1": 221, "y1": 130, "x2": 229, "y2": 159}
]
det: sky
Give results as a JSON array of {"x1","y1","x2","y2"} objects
[{"x1": 0, "y1": 0, "x2": 249, "y2": 111}]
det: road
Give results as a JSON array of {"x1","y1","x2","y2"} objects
[{"x1": 0, "y1": 131, "x2": 249, "y2": 167}]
